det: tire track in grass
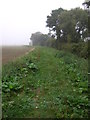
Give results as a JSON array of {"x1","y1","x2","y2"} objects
[
  {"x1": 33, "y1": 88, "x2": 40, "y2": 116},
  {"x1": 25, "y1": 47, "x2": 35, "y2": 55}
]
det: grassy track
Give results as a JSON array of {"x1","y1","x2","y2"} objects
[{"x1": 2, "y1": 46, "x2": 88, "y2": 118}]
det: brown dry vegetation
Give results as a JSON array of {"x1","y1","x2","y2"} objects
[{"x1": 2, "y1": 46, "x2": 32, "y2": 64}]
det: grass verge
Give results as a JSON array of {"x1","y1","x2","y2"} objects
[{"x1": 2, "y1": 46, "x2": 88, "y2": 118}]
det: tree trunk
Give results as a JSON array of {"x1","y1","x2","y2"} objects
[
  {"x1": 56, "y1": 28, "x2": 61, "y2": 49},
  {"x1": 88, "y1": 15, "x2": 90, "y2": 73}
]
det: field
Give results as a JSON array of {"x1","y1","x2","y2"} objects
[
  {"x1": 2, "y1": 46, "x2": 88, "y2": 118},
  {"x1": 2, "y1": 46, "x2": 33, "y2": 64}
]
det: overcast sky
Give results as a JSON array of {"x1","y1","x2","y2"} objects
[{"x1": 0, "y1": 0, "x2": 84, "y2": 45}]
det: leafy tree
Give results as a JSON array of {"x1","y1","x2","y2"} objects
[
  {"x1": 59, "y1": 8, "x2": 88, "y2": 42},
  {"x1": 46, "y1": 8, "x2": 65, "y2": 48},
  {"x1": 30, "y1": 32, "x2": 51, "y2": 46},
  {"x1": 46, "y1": 7, "x2": 88, "y2": 48}
]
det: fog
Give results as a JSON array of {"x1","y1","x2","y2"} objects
[{"x1": 0, "y1": 0, "x2": 84, "y2": 46}]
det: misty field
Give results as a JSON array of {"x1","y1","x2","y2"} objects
[{"x1": 2, "y1": 46, "x2": 32, "y2": 64}]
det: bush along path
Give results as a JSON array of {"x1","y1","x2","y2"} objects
[{"x1": 2, "y1": 46, "x2": 88, "y2": 118}]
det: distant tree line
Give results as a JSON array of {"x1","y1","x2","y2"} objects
[{"x1": 30, "y1": 7, "x2": 88, "y2": 58}]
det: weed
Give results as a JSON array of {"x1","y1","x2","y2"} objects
[{"x1": 2, "y1": 46, "x2": 88, "y2": 118}]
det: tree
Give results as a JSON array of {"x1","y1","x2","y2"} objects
[
  {"x1": 46, "y1": 7, "x2": 88, "y2": 48},
  {"x1": 60, "y1": 8, "x2": 88, "y2": 42},
  {"x1": 83, "y1": 0, "x2": 90, "y2": 8},
  {"x1": 46, "y1": 8, "x2": 65, "y2": 48},
  {"x1": 30, "y1": 32, "x2": 51, "y2": 46}
]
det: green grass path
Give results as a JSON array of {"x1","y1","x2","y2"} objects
[{"x1": 2, "y1": 46, "x2": 88, "y2": 118}]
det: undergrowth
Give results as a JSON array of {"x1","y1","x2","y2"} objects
[{"x1": 2, "y1": 46, "x2": 88, "y2": 118}]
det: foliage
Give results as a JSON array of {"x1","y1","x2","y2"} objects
[
  {"x1": 2, "y1": 47, "x2": 88, "y2": 118},
  {"x1": 30, "y1": 7, "x2": 88, "y2": 60},
  {"x1": 30, "y1": 32, "x2": 51, "y2": 46},
  {"x1": 45, "y1": 37, "x2": 56, "y2": 48},
  {"x1": 46, "y1": 8, "x2": 64, "y2": 45},
  {"x1": 46, "y1": 7, "x2": 88, "y2": 48},
  {"x1": 2, "y1": 60, "x2": 38, "y2": 93},
  {"x1": 71, "y1": 42, "x2": 88, "y2": 58},
  {"x1": 56, "y1": 42, "x2": 88, "y2": 59}
]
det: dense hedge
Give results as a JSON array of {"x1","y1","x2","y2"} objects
[
  {"x1": 71, "y1": 42, "x2": 88, "y2": 59},
  {"x1": 59, "y1": 42, "x2": 88, "y2": 59},
  {"x1": 61, "y1": 42, "x2": 88, "y2": 59},
  {"x1": 46, "y1": 40, "x2": 88, "y2": 59}
]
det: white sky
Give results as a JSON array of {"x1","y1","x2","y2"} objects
[{"x1": 0, "y1": 0, "x2": 84, "y2": 45}]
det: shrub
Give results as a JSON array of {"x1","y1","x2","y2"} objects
[
  {"x1": 45, "y1": 38, "x2": 56, "y2": 48},
  {"x1": 71, "y1": 42, "x2": 88, "y2": 59},
  {"x1": 57, "y1": 42, "x2": 88, "y2": 59}
]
